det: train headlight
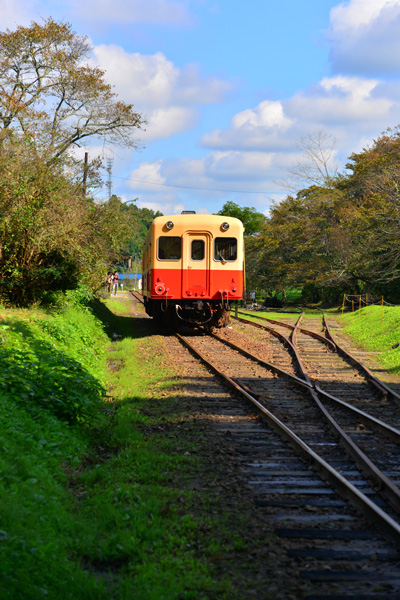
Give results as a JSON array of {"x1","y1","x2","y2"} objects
[
  {"x1": 221, "y1": 222, "x2": 230, "y2": 231},
  {"x1": 166, "y1": 221, "x2": 174, "y2": 230}
]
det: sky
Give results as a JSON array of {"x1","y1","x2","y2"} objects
[{"x1": 3, "y1": 0, "x2": 400, "y2": 216}]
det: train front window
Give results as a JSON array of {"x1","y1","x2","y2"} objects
[
  {"x1": 158, "y1": 236, "x2": 182, "y2": 260},
  {"x1": 191, "y1": 240, "x2": 205, "y2": 261},
  {"x1": 214, "y1": 237, "x2": 237, "y2": 261}
]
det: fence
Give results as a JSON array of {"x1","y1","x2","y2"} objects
[{"x1": 342, "y1": 294, "x2": 398, "y2": 325}]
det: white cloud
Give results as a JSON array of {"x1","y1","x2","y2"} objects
[
  {"x1": 201, "y1": 100, "x2": 294, "y2": 151},
  {"x1": 130, "y1": 151, "x2": 286, "y2": 197},
  {"x1": 91, "y1": 45, "x2": 231, "y2": 141},
  {"x1": 143, "y1": 107, "x2": 197, "y2": 141},
  {"x1": 328, "y1": 0, "x2": 400, "y2": 73},
  {"x1": 137, "y1": 200, "x2": 186, "y2": 215},
  {"x1": 92, "y1": 46, "x2": 231, "y2": 107},
  {"x1": 202, "y1": 75, "x2": 397, "y2": 157},
  {"x1": 0, "y1": 0, "x2": 38, "y2": 28},
  {"x1": 330, "y1": 0, "x2": 400, "y2": 31},
  {"x1": 0, "y1": 0, "x2": 193, "y2": 30},
  {"x1": 288, "y1": 76, "x2": 394, "y2": 124},
  {"x1": 232, "y1": 101, "x2": 292, "y2": 129},
  {"x1": 205, "y1": 151, "x2": 276, "y2": 181},
  {"x1": 130, "y1": 160, "x2": 166, "y2": 189}
]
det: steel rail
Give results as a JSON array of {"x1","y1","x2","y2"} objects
[
  {"x1": 175, "y1": 332, "x2": 400, "y2": 546},
  {"x1": 214, "y1": 324, "x2": 400, "y2": 515},
  {"x1": 236, "y1": 310, "x2": 336, "y2": 351},
  {"x1": 324, "y1": 315, "x2": 400, "y2": 404},
  {"x1": 232, "y1": 314, "x2": 300, "y2": 352},
  {"x1": 285, "y1": 313, "x2": 400, "y2": 515},
  {"x1": 234, "y1": 311, "x2": 399, "y2": 408},
  {"x1": 223, "y1": 320, "x2": 400, "y2": 444},
  {"x1": 315, "y1": 385, "x2": 400, "y2": 444},
  {"x1": 130, "y1": 290, "x2": 145, "y2": 304},
  {"x1": 208, "y1": 331, "x2": 311, "y2": 390}
]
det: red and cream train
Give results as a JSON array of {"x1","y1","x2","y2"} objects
[{"x1": 142, "y1": 211, "x2": 244, "y2": 328}]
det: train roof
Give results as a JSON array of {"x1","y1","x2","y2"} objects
[{"x1": 150, "y1": 213, "x2": 244, "y2": 229}]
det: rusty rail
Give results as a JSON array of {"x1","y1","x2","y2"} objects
[{"x1": 176, "y1": 331, "x2": 400, "y2": 546}]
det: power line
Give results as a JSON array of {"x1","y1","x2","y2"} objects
[{"x1": 112, "y1": 174, "x2": 279, "y2": 195}]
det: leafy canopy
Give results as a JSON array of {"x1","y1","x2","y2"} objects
[
  {"x1": 216, "y1": 201, "x2": 266, "y2": 236},
  {"x1": 0, "y1": 18, "x2": 145, "y2": 162}
]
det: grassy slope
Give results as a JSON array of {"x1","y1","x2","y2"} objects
[
  {"x1": 1, "y1": 295, "x2": 253, "y2": 599},
  {"x1": 0, "y1": 300, "x2": 110, "y2": 598},
  {"x1": 338, "y1": 305, "x2": 400, "y2": 374}
]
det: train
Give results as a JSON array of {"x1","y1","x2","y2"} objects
[{"x1": 142, "y1": 211, "x2": 244, "y2": 329}]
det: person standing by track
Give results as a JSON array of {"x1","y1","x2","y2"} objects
[
  {"x1": 106, "y1": 271, "x2": 113, "y2": 293},
  {"x1": 112, "y1": 271, "x2": 119, "y2": 295}
]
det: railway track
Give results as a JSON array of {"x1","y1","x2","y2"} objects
[{"x1": 175, "y1": 316, "x2": 400, "y2": 599}]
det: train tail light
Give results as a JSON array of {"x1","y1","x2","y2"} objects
[{"x1": 155, "y1": 283, "x2": 166, "y2": 295}]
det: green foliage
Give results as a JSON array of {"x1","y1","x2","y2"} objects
[
  {"x1": 0, "y1": 304, "x2": 107, "y2": 423},
  {"x1": 0, "y1": 347, "x2": 104, "y2": 424},
  {"x1": 1, "y1": 295, "x2": 242, "y2": 599},
  {"x1": 118, "y1": 202, "x2": 163, "y2": 262},
  {"x1": 0, "y1": 400, "x2": 107, "y2": 599},
  {"x1": 0, "y1": 143, "x2": 142, "y2": 306},
  {"x1": 216, "y1": 201, "x2": 266, "y2": 236}
]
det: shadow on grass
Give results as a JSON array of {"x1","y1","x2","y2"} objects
[
  {"x1": 89, "y1": 297, "x2": 169, "y2": 341},
  {"x1": 0, "y1": 318, "x2": 105, "y2": 423}
]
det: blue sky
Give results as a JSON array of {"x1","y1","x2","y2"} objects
[{"x1": 3, "y1": 0, "x2": 400, "y2": 215}]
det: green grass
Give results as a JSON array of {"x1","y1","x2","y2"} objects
[
  {"x1": 90, "y1": 298, "x2": 231, "y2": 598},
  {"x1": 237, "y1": 309, "x2": 302, "y2": 321},
  {"x1": 0, "y1": 302, "x2": 110, "y2": 598},
  {"x1": 0, "y1": 295, "x2": 243, "y2": 599},
  {"x1": 338, "y1": 305, "x2": 400, "y2": 374}
]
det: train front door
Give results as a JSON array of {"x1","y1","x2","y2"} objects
[{"x1": 182, "y1": 232, "x2": 211, "y2": 298}]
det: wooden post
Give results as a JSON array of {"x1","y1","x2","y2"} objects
[
  {"x1": 352, "y1": 300, "x2": 354, "y2": 325},
  {"x1": 82, "y1": 152, "x2": 88, "y2": 198},
  {"x1": 342, "y1": 294, "x2": 345, "y2": 315}
]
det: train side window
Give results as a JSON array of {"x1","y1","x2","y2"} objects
[
  {"x1": 158, "y1": 236, "x2": 182, "y2": 260},
  {"x1": 214, "y1": 237, "x2": 237, "y2": 261},
  {"x1": 191, "y1": 240, "x2": 205, "y2": 261}
]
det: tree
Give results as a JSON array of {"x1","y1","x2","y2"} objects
[
  {"x1": 122, "y1": 204, "x2": 163, "y2": 259},
  {"x1": 0, "y1": 18, "x2": 145, "y2": 163},
  {"x1": 280, "y1": 129, "x2": 339, "y2": 193},
  {"x1": 0, "y1": 19, "x2": 147, "y2": 305},
  {"x1": 216, "y1": 201, "x2": 266, "y2": 236},
  {"x1": 339, "y1": 128, "x2": 400, "y2": 286},
  {"x1": 0, "y1": 147, "x2": 140, "y2": 305}
]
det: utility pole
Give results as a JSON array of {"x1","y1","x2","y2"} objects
[
  {"x1": 106, "y1": 157, "x2": 113, "y2": 200},
  {"x1": 82, "y1": 152, "x2": 88, "y2": 198}
]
